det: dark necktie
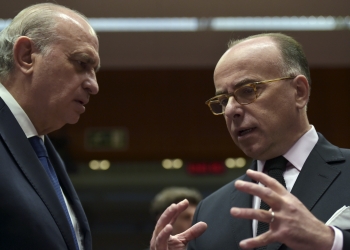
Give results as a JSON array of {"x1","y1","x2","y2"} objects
[
  {"x1": 256, "y1": 156, "x2": 287, "y2": 250},
  {"x1": 29, "y1": 136, "x2": 79, "y2": 250}
]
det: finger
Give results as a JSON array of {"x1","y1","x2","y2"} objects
[
  {"x1": 239, "y1": 230, "x2": 274, "y2": 250},
  {"x1": 154, "y1": 224, "x2": 173, "y2": 250},
  {"x1": 177, "y1": 222, "x2": 208, "y2": 242},
  {"x1": 235, "y1": 179, "x2": 283, "y2": 209},
  {"x1": 151, "y1": 200, "x2": 189, "y2": 241},
  {"x1": 246, "y1": 170, "x2": 289, "y2": 195},
  {"x1": 230, "y1": 207, "x2": 273, "y2": 224},
  {"x1": 168, "y1": 199, "x2": 190, "y2": 225}
]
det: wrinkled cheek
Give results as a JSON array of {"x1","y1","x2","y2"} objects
[
  {"x1": 225, "y1": 119, "x2": 236, "y2": 141},
  {"x1": 225, "y1": 117, "x2": 231, "y2": 132}
]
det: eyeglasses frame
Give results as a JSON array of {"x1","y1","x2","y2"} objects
[{"x1": 205, "y1": 76, "x2": 296, "y2": 115}]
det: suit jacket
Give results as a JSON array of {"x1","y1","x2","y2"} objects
[
  {"x1": 188, "y1": 133, "x2": 350, "y2": 250},
  {"x1": 0, "y1": 97, "x2": 91, "y2": 249}
]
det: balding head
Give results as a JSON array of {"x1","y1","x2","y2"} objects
[
  {"x1": 228, "y1": 33, "x2": 311, "y2": 87},
  {"x1": 0, "y1": 3, "x2": 95, "y2": 81}
]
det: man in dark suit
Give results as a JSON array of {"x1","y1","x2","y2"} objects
[
  {"x1": 0, "y1": 3, "x2": 100, "y2": 249},
  {"x1": 150, "y1": 33, "x2": 350, "y2": 250}
]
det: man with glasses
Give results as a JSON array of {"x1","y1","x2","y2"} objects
[{"x1": 150, "y1": 33, "x2": 350, "y2": 250}]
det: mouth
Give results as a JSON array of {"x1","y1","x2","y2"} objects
[
  {"x1": 238, "y1": 127, "x2": 256, "y2": 137},
  {"x1": 75, "y1": 99, "x2": 88, "y2": 106}
]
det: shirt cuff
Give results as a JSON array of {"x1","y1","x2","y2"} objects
[{"x1": 330, "y1": 226, "x2": 343, "y2": 250}]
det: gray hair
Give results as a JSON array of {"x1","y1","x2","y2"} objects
[
  {"x1": 228, "y1": 33, "x2": 312, "y2": 87},
  {"x1": 0, "y1": 3, "x2": 90, "y2": 81}
]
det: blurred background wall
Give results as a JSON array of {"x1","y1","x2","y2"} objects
[{"x1": 1, "y1": 1, "x2": 350, "y2": 249}]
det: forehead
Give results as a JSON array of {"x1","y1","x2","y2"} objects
[
  {"x1": 214, "y1": 37, "x2": 283, "y2": 89},
  {"x1": 56, "y1": 12, "x2": 97, "y2": 38},
  {"x1": 53, "y1": 12, "x2": 100, "y2": 65}
]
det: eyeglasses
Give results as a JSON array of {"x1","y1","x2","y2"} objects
[{"x1": 205, "y1": 76, "x2": 295, "y2": 115}]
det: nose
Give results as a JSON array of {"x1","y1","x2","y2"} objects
[
  {"x1": 83, "y1": 73, "x2": 99, "y2": 95},
  {"x1": 224, "y1": 96, "x2": 243, "y2": 119}
]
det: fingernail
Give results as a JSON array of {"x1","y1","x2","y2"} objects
[
  {"x1": 180, "y1": 199, "x2": 188, "y2": 204},
  {"x1": 235, "y1": 181, "x2": 243, "y2": 188},
  {"x1": 164, "y1": 224, "x2": 172, "y2": 233},
  {"x1": 231, "y1": 208, "x2": 240, "y2": 215},
  {"x1": 240, "y1": 240, "x2": 247, "y2": 248}
]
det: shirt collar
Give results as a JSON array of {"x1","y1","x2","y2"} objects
[
  {"x1": 0, "y1": 83, "x2": 41, "y2": 139},
  {"x1": 257, "y1": 125, "x2": 318, "y2": 172}
]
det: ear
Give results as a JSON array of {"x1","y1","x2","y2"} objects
[
  {"x1": 13, "y1": 36, "x2": 37, "y2": 75},
  {"x1": 293, "y1": 75, "x2": 310, "y2": 109}
]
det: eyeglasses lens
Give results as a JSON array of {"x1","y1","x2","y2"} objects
[
  {"x1": 209, "y1": 100, "x2": 224, "y2": 114},
  {"x1": 235, "y1": 85, "x2": 256, "y2": 104}
]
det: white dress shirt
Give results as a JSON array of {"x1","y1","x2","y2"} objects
[
  {"x1": 252, "y1": 125, "x2": 342, "y2": 250},
  {"x1": 0, "y1": 83, "x2": 84, "y2": 250}
]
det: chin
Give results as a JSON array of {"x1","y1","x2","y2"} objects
[
  {"x1": 241, "y1": 145, "x2": 261, "y2": 159},
  {"x1": 67, "y1": 115, "x2": 80, "y2": 125}
]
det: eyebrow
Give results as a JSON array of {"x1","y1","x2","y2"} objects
[
  {"x1": 95, "y1": 64, "x2": 101, "y2": 73},
  {"x1": 215, "y1": 78, "x2": 260, "y2": 96},
  {"x1": 72, "y1": 52, "x2": 101, "y2": 72}
]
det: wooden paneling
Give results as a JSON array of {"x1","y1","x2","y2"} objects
[
  {"x1": 307, "y1": 68, "x2": 350, "y2": 147},
  {"x1": 51, "y1": 68, "x2": 350, "y2": 163}
]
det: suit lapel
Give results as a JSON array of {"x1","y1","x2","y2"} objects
[
  {"x1": 231, "y1": 161, "x2": 256, "y2": 247},
  {"x1": 0, "y1": 99, "x2": 77, "y2": 250},
  {"x1": 291, "y1": 133, "x2": 342, "y2": 211},
  {"x1": 46, "y1": 136, "x2": 92, "y2": 249}
]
